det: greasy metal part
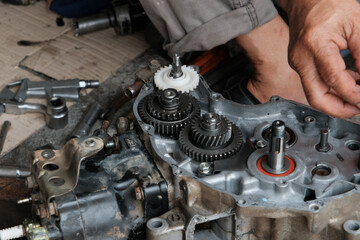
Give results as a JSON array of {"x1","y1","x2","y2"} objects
[
  {"x1": 2, "y1": 78, "x2": 99, "y2": 102},
  {"x1": 18, "y1": 63, "x2": 360, "y2": 240},
  {"x1": 25, "y1": 131, "x2": 167, "y2": 239},
  {"x1": 132, "y1": 74, "x2": 360, "y2": 240},
  {"x1": 316, "y1": 129, "x2": 332, "y2": 152},
  {"x1": 138, "y1": 88, "x2": 201, "y2": 135},
  {"x1": 262, "y1": 120, "x2": 290, "y2": 174},
  {"x1": 73, "y1": 1, "x2": 149, "y2": 36},
  {"x1": 0, "y1": 97, "x2": 68, "y2": 129},
  {"x1": 73, "y1": 11, "x2": 116, "y2": 36},
  {"x1": 0, "y1": 120, "x2": 11, "y2": 154},
  {"x1": 69, "y1": 102, "x2": 103, "y2": 138},
  {"x1": 31, "y1": 137, "x2": 104, "y2": 204},
  {"x1": 0, "y1": 166, "x2": 30, "y2": 178},
  {"x1": 169, "y1": 54, "x2": 183, "y2": 78},
  {"x1": 178, "y1": 112, "x2": 243, "y2": 161}
]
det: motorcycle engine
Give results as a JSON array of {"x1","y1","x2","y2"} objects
[{"x1": 18, "y1": 60, "x2": 360, "y2": 240}]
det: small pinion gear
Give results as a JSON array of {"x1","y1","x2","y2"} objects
[
  {"x1": 179, "y1": 113, "x2": 243, "y2": 162},
  {"x1": 138, "y1": 89, "x2": 200, "y2": 135}
]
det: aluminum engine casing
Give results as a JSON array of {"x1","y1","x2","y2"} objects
[{"x1": 133, "y1": 76, "x2": 360, "y2": 240}]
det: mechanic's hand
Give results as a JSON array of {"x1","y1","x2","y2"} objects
[{"x1": 284, "y1": 0, "x2": 360, "y2": 118}]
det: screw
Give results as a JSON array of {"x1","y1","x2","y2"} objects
[{"x1": 134, "y1": 187, "x2": 144, "y2": 201}]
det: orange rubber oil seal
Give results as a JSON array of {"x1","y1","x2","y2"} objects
[{"x1": 257, "y1": 156, "x2": 296, "y2": 177}]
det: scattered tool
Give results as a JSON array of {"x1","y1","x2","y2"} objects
[
  {"x1": 73, "y1": 0, "x2": 149, "y2": 36},
  {"x1": 0, "y1": 166, "x2": 30, "y2": 178},
  {"x1": 70, "y1": 102, "x2": 103, "y2": 138},
  {"x1": 0, "y1": 97, "x2": 68, "y2": 129},
  {"x1": 0, "y1": 78, "x2": 99, "y2": 102},
  {"x1": 0, "y1": 121, "x2": 11, "y2": 154}
]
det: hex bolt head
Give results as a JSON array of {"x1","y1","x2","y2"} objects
[
  {"x1": 198, "y1": 162, "x2": 211, "y2": 175},
  {"x1": 159, "y1": 89, "x2": 180, "y2": 109},
  {"x1": 200, "y1": 113, "x2": 222, "y2": 131}
]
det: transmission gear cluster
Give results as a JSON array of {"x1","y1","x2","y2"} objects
[
  {"x1": 137, "y1": 88, "x2": 200, "y2": 135},
  {"x1": 179, "y1": 113, "x2": 243, "y2": 162}
]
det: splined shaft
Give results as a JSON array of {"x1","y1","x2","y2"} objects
[{"x1": 268, "y1": 120, "x2": 286, "y2": 172}]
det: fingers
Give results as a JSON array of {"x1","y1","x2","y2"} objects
[
  {"x1": 313, "y1": 42, "x2": 360, "y2": 106},
  {"x1": 299, "y1": 65, "x2": 360, "y2": 118}
]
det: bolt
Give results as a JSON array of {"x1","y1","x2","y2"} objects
[
  {"x1": 198, "y1": 162, "x2": 211, "y2": 175},
  {"x1": 169, "y1": 53, "x2": 183, "y2": 78},
  {"x1": 316, "y1": 129, "x2": 331, "y2": 152},
  {"x1": 256, "y1": 140, "x2": 267, "y2": 148},
  {"x1": 200, "y1": 113, "x2": 222, "y2": 131},
  {"x1": 134, "y1": 187, "x2": 144, "y2": 201},
  {"x1": 41, "y1": 150, "x2": 55, "y2": 159},
  {"x1": 159, "y1": 89, "x2": 180, "y2": 109}
]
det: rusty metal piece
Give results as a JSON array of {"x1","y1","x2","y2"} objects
[
  {"x1": 36, "y1": 204, "x2": 49, "y2": 219},
  {"x1": 48, "y1": 201, "x2": 58, "y2": 216},
  {"x1": 116, "y1": 116, "x2": 130, "y2": 134},
  {"x1": 101, "y1": 120, "x2": 110, "y2": 131},
  {"x1": 31, "y1": 137, "x2": 104, "y2": 203},
  {"x1": 134, "y1": 186, "x2": 144, "y2": 201}
]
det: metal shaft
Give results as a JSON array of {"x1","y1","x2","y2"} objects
[
  {"x1": 268, "y1": 120, "x2": 286, "y2": 172},
  {"x1": 316, "y1": 129, "x2": 331, "y2": 152},
  {"x1": 70, "y1": 102, "x2": 103, "y2": 138},
  {"x1": 170, "y1": 53, "x2": 183, "y2": 78},
  {"x1": 0, "y1": 166, "x2": 30, "y2": 178},
  {"x1": 0, "y1": 121, "x2": 11, "y2": 154}
]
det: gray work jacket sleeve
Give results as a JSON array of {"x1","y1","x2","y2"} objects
[{"x1": 140, "y1": 0, "x2": 278, "y2": 56}]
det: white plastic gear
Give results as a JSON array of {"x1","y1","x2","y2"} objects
[{"x1": 154, "y1": 65, "x2": 199, "y2": 93}]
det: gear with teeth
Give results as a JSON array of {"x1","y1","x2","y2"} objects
[
  {"x1": 138, "y1": 88, "x2": 200, "y2": 135},
  {"x1": 179, "y1": 113, "x2": 243, "y2": 162},
  {"x1": 190, "y1": 113, "x2": 232, "y2": 148},
  {"x1": 154, "y1": 65, "x2": 199, "y2": 93}
]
